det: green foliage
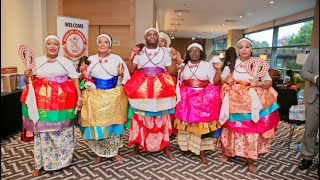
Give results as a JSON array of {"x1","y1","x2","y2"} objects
[
  {"x1": 252, "y1": 40, "x2": 270, "y2": 48},
  {"x1": 287, "y1": 21, "x2": 313, "y2": 45},
  {"x1": 286, "y1": 59, "x2": 302, "y2": 70}
]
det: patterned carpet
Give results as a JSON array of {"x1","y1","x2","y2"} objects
[{"x1": 1, "y1": 121, "x2": 319, "y2": 180}]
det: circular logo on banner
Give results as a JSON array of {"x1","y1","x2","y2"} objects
[{"x1": 62, "y1": 29, "x2": 87, "y2": 60}]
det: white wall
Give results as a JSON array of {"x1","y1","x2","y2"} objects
[
  {"x1": 1, "y1": 0, "x2": 47, "y2": 73},
  {"x1": 135, "y1": 0, "x2": 155, "y2": 44}
]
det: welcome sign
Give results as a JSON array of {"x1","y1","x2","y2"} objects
[{"x1": 57, "y1": 16, "x2": 89, "y2": 68}]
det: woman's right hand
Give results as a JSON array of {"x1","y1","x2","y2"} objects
[
  {"x1": 224, "y1": 76, "x2": 234, "y2": 84},
  {"x1": 24, "y1": 69, "x2": 33, "y2": 84}
]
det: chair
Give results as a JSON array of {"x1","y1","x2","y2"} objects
[{"x1": 277, "y1": 88, "x2": 305, "y2": 150}]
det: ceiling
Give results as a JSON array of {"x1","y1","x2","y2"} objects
[{"x1": 155, "y1": 0, "x2": 316, "y2": 39}]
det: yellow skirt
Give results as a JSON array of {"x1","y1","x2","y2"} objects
[{"x1": 79, "y1": 86, "x2": 128, "y2": 127}]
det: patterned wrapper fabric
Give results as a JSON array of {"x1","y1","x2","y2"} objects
[
  {"x1": 124, "y1": 69, "x2": 176, "y2": 112},
  {"x1": 20, "y1": 77, "x2": 77, "y2": 132}
]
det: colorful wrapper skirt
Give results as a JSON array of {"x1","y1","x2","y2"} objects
[
  {"x1": 124, "y1": 70, "x2": 176, "y2": 112},
  {"x1": 174, "y1": 83, "x2": 222, "y2": 155},
  {"x1": 219, "y1": 82, "x2": 280, "y2": 159},
  {"x1": 125, "y1": 69, "x2": 176, "y2": 152},
  {"x1": 21, "y1": 77, "x2": 77, "y2": 170},
  {"x1": 78, "y1": 76, "x2": 127, "y2": 157}
]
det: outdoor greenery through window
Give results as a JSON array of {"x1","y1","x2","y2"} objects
[
  {"x1": 244, "y1": 19, "x2": 313, "y2": 71},
  {"x1": 245, "y1": 29, "x2": 273, "y2": 48}
]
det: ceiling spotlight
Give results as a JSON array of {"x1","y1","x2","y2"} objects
[
  {"x1": 240, "y1": 16, "x2": 243, "y2": 18},
  {"x1": 270, "y1": 1, "x2": 274, "y2": 4},
  {"x1": 198, "y1": 35, "x2": 201, "y2": 38},
  {"x1": 222, "y1": 24, "x2": 225, "y2": 26},
  {"x1": 178, "y1": 13, "x2": 182, "y2": 16}
]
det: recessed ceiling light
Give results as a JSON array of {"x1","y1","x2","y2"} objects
[
  {"x1": 270, "y1": 1, "x2": 274, "y2": 4},
  {"x1": 178, "y1": 13, "x2": 182, "y2": 16},
  {"x1": 222, "y1": 24, "x2": 225, "y2": 26},
  {"x1": 240, "y1": 16, "x2": 243, "y2": 18},
  {"x1": 198, "y1": 35, "x2": 201, "y2": 38},
  {"x1": 171, "y1": 32, "x2": 173, "y2": 33}
]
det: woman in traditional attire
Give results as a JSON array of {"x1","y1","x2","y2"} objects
[
  {"x1": 22, "y1": 34, "x2": 82, "y2": 176},
  {"x1": 219, "y1": 38, "x2": 280, "y2": 173},
  {"x1": 174, "y1": 42, "x2": 222, "y2": 164},
  {"x1": 78, "y1": 33, "x2": 130, "y2": 163}
]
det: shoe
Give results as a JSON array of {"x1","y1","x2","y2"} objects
[{"x1": 298, "y1": 159, "x2": 312, "y2": 170}]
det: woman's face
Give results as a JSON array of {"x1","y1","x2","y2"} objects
[
  {"x1": 188, "y1": 47, "x2": 201, "y2": 61},
  {"x1": 97, "y1": 36, "x2": 111, "y2": 53},
  {"x1": 158, "y1": 38, "x2": 167, "y2": 47},
  {"x1": 46, "y1": 39, "x2": 60, "y2": 57},
  {"x1": 237, "y1": 40, "x2": 252, "y2": 60}
]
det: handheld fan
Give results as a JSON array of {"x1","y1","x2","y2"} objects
[
  {"x1": 246, "y1": 57, "x2": 269, "y2": 78},
  {"x1": 18, "y1": 45, "x2": 35, "y2": 69}
]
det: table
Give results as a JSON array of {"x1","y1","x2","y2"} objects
[{"x1": 1, "y1": 90, "x2": 23, "y2": 138}]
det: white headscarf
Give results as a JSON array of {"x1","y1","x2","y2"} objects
[
  {"x1": 237, "y1": 38, "x2": 252, "y2": 46},
  {"x1": 96, "y1": 34, "x2": 112, "y2": 46},
  {"x1": 44, "y1": 35, "x2": 60, "y2": 43},
  {"x1": 159, "y1": 32, "x2": 171, "y2": 47},
  {"x1": 144, "y1": 28, "x2": 159, "y2": 35},
  {"x1": 187, "y1": 43, "x2": 203, "y2": 51}
]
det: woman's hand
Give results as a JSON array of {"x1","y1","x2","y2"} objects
[
  {"x1": 213, "y1": 62, "x2": 222, "y2": 70},
  {"x1": 118, "y1": 63, "x2": 124, "y2": 77},
  {"x1": 24, "y1": 69, "x2": 33, "y2": 84},
  {"x1": 170, "y1": 47, "x2": 178, "y2": 61},
  {"x1": 224, "y1": 76, "x2": 234, "y2": 84},
  {"x1": 250, "y1": 79, "x2": 262, "y2": 87},
  {"x1": 76, "y1": 98, "x2": 83, "y2": 113}
]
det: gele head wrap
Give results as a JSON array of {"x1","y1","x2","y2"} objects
[
  {"x1": 159, "y1": 32, "x2": 171, "y2": 47},
  {"x1": 187, "y1": 43, "x2": 203, "y2": 51},
  {"x1": 237, "y1": 38, "x2": 252, "y2": 46},
  {"x1": 44, "y1": 35, "x2": 60, "y2": 43},
  {"x1": 144, "y1": 28, "x2": 159, "y2": 35},
  {"x1": 96, "y1": 34, "x2": 112, "y2": 46}
]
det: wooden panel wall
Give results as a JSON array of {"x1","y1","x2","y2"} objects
[
  {"x1": 171, "y1": 38, "x2": 206, "y2": 59},
  {"x1": 59, "y1": 0, "x2": 135, "y2": 58}
]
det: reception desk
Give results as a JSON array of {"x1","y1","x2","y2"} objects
[{"x1": 1, "y1": 90, "x2": 22, "y2": 138}]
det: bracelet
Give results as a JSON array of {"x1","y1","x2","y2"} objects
[{"x1": 78, "y1": 97, "x2": 83, "y2": 101}]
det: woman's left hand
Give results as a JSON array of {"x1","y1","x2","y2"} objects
[
  {"x1": 213, "y1": 62, "x2": 222, "y2": 70},
  {"x1": 250, "y1": 79, "x2": 261, "y2": 87},
  {"x1": 118, "y1": 63, "x2": 124, "y2": 77},
  {"x1": 76, "y1": 99, "x2": 83, "y2": 113}
]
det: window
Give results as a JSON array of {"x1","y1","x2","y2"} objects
[
  {"x1": 276, "y1": 46, "x2": 310, "y2": 70},
  {"x1": 213, "y1": 38, "x2": 227, "y2": 53},
  {"x1": 252, "y1": 48, "x2": 272, "y2": 66},
  {"x1": 245, "y1": 29, "x2": 273, "y2": 48},
  {"x1": 277, "y1": 21, "x2": 313, "y2": 47},
  {"x1": 244, "y1": 19, "x2": 313, "y2": 71}
]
